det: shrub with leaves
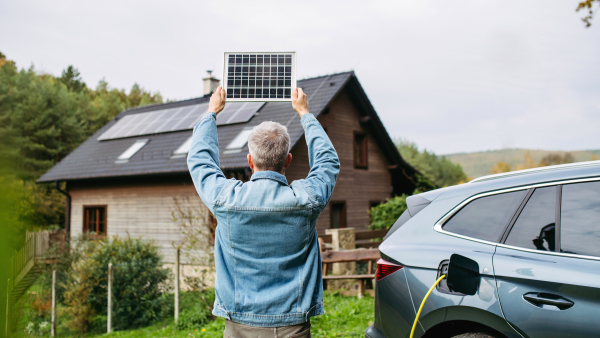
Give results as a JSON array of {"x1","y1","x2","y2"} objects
[
  {"x1": 369, "y1": 195, "x2": 408, "y2": 230},
  {"x1": 176, "y1": 305, "x2": 212, "y2": 330},
  {"x1": 60, "y1": 235, "x2": 97, "y2": 334},
  {"x1": 86, "y1": 237, "x2": 171, "y2": 331},
  {"x1": 174, "y1": 288, "x2": 215, "y2": 331}
]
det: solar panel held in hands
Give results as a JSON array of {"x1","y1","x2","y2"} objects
[{"x1": 223, "y1": 52, "x2": 296, "y2": 102}]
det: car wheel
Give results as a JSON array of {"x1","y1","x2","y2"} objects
[{"x1": 451, "y1": 334, "x2": 496, "y2": 338}]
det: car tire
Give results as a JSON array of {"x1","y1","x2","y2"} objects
[{"x1": 451, "y1": 334, "x2": 496, "y2": 338}]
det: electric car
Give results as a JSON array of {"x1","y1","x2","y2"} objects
[{"x1": 366, "y1": 161, "x2": 600, "y2": 338}]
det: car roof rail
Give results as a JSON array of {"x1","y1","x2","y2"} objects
[{"x1": 469, "y1": 160, "x2": 600, "y2": 184}]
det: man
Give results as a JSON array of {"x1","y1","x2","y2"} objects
[{"x1": 187, "y1": 86, "x2": 340, "y2": 337}]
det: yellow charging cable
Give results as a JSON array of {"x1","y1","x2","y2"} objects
[{"x1": 409, "y1": 274, "x2": 446, "y2": 338}]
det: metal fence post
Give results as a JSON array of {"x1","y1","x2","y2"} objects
[
  {"x1": 107, "y1": 263, "x2": 112, "y2": 334},
  {"x1": 175, "y1": 248, "x2": 180, "y2": 324},
  {"x1": 51, "y1": 270, "x2": 56, "y2": 337}
]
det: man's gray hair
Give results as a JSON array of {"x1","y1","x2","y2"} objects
[{"x1": 248, "y1": 121, "x2": 290, "y2": 172}]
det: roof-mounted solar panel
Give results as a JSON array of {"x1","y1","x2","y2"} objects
[
  {"x1": 98, "y1": 101, "x2": 264, "y2": 141},
  {"x1": 223, "y1": 52, "x2": 296, "y2": 102},
  {"x1": 216, "y1": 102, "x2": 264, "y2": 126},
  {"x1": 99, "y1": 114, "x2": 137, "y2": 140},
  {"x1": 97, "y1": 103, "x2": 208, "y2": 141}
]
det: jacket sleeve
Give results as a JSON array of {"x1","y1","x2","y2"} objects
[
  {"x1": 187, "y1": 112, "x2": 230, "y2": 214},
  {"x1": 300, "y1": 113, "x2": 340, "y2": 208}
]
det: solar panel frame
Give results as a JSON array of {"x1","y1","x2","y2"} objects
[{"x1": 223, "y1": 52, "x2": 296, "y2": 102}]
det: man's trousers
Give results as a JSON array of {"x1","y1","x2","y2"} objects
[{"x1": 223, "y1": 319, "x2": 311, "y2": 338}]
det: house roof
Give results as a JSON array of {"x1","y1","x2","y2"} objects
[{"x1": 38, "y1": 71, "x2": 419, "y2": 193}]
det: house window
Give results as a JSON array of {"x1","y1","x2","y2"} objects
[
  {"x1": 354, "y1": 131, "x2": 368, "y2": 169},
  {"x1": 330, "y1": 202, "x2": 346, "y2": 229},
  {"x1": 172, "y1": 136, "x2": 193, "y2": 158},
  {"x1": 116, "y1": 139, "x2": 148, "y2": 164},
  {"x1": 84, "y1": 206, "x2": 107, "y2": 236}
]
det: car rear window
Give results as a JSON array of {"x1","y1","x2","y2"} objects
[
  {"x1": 443, "y1": 190, "x2": 527, "y2": 242},
  {"x1": 505, "y1": 186, "x2": 557, "y2": 251},
  {"x1": 560, "y1": 181, "x2": 600, "y2": 257}
]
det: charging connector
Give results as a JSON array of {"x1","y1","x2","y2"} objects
[
  {"x1": 409, "y1": 274, "x2": 446, "y2": 338},
  {"x1": 409, "y1": 254, "x2": 480, "y2": 338}
]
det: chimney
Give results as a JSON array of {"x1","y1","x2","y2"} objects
[{"x1": 203, "y1": 70, "x2": 220, "y2": 96}]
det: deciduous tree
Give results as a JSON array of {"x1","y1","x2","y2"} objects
[
  {"x1": 577, "y1": 0, "x2": 599, "y2": 27},
  {"x1": 396, "y1": 139, "x2": 467, "y2": 187}
]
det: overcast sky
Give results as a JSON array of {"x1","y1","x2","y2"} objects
[{"x1": 1, "y1": 0, "x2": 598, "y2": 154}]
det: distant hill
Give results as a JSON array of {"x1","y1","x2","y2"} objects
[{"x1": 445, "y1": 149, "x2": 600, "y2": 179}]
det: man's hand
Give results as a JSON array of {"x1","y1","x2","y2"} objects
[
  {"x1": 208, "y1": 86, "x2": 226, "y2": 115},
  {"x1": 292, "y1": 88, "x2": 309, "y2": 117}
]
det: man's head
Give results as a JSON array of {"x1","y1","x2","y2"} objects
[{"x1": 247, "y1": 121, "x2": 292, "y2": 174}]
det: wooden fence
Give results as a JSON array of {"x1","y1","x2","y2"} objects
[
  {"x1": 9, "y1": 231, "x2": 50, "y2": 292},
  {"x1": 319, "y1": 228, "x2": 387, "y2": 249},
  {"x1": 318, "y1": 228, "x2": 387, "y2": 297}
]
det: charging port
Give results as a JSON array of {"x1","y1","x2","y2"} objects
[{"x1": 436, "y1": 260, "x2": 466, "y2": 296}]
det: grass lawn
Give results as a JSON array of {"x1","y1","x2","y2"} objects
[{"x1": 64, "y1": 292, "x2": 374, "y2": 338}]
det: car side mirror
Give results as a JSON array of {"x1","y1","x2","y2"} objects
[{"x1": 447, "y1": 254, "x2": 480, "y2": 296}]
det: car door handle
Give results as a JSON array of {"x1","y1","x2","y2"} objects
[{"x1": 523, "y1": 292, "x2": 574, "y2": 310}]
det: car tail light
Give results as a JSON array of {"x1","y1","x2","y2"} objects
[{"x1": 376, "y1": 258, "x2": 403, "y2": 281}]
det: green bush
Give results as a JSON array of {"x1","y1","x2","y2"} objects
[
  {"x1": 61, "y1": 235, "x2": 97, "y2": 334},
  {"x1": 86, "y1": 237, "x2": 171, "y2": 331},
  {"x1": 369, "y1": 195, "x2": 408, "y2": 230},
  {"x1": 176, "y1": 306, "x2": 212, "y2": 330},
  {"x1": 175, "y1": 289, "x2": 215, "y2": 330}
]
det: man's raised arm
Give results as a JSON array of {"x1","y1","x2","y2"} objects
[
  {"x1": 187, "y1": 87, "x2": 228, "y2": 214},
  {"x1": 293, "y1": 88, "x2": 341, "y2": 208}
]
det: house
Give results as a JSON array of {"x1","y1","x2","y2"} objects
[{"x1": 38, "y1": 71, "x2": 419, "y2": 263}]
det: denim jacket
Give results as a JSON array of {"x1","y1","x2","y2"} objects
[{"x1": 187, "y1": 112, "x2": 340, "y2": 327}]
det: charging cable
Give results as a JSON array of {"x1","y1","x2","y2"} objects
[{"x1": 409, "y1": 274, "x2": 446, "y2": 338}]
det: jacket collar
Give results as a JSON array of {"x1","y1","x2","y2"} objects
[{"x1": 250, "y1": 171, "x2": 289, "y2": 186}]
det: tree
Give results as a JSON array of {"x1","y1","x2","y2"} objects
[
  {"x1": 0, "y1": 53, "x2": 164, "y2": 231},
  {"x1": 577, "y1": 0, "x2": 599, "y2": 27},
  {"x1": 514, "y1": 151, "x2": 538, "y2": 171},
  {"x1": 491, "y1": 161, "x2": 512, "y2": 174},
  {"x1": 488, "y1": 151, "x2": 576, "y2": 175},
  {"x1": 539, "y1": 152, "x2": 574, "y2": 166},
  {"x1": 60, "y1": 65, "x2": 86, "y2": 92},
  {"x1": 0, "y1": 61, "x2": 88, "y2": 180},
  {"x1": 396, "y1": 139, "x2": 468, "y2": 187}
]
